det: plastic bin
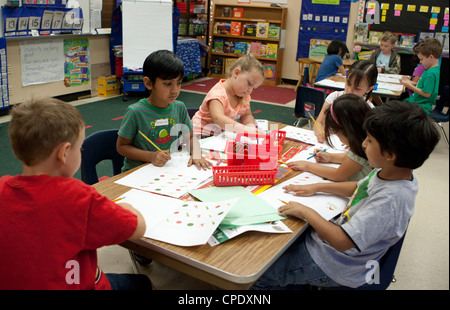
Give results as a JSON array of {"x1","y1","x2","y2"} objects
[{"x1": 212, "y1": 165, "x2": 277, "y2": 186}]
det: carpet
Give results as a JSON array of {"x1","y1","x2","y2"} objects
[
  {"x1": 0, "y1": 92, "x2": 297, "y2": 179},
  {"x1": 181, "y1": 78, "x2": 296, "y2": 105}
]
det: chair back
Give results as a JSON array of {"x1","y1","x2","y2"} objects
[
  {"x1": 294, "y1": 86, "x2": 326, "y2": 119},
  {"x1": 187, "y1": 107, "x2": 199, "y2": 119},
  {"x1": 295, "y1": 58, "x2": 316, "y2": 92},
  {"x1": 81, "y1": 129, "x2": 124, "y2": 185}
]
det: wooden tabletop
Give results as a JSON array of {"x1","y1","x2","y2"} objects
[
  {"x1": 93, "y1": 124, "x2": 309, "y2": 290},
  {"x1": 309, "y1": 56, "x2": 356, "y2": 67}
]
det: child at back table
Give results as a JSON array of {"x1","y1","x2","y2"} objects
[
  {"x1": 314, "y1": 60, "x2": 377, "y2": 143},
  {"x1": 117, "y1": 50, "x2": 212, "y2": 171},
  {"x1": 315, "y1": 39, "x2": 349, "y2": 83},
  {"x1": 192, "y1": 54, "x2": 266, "y2": 137},
  {"x1": 368, "y1": 31, "x2": 401, "y2": 74},
  {"x1": 401, "y1": 38, "x2": 442, "y2": 115},
  {"x1": 0, "y1": 98, "x2": 150, "y2": 290},
  {"x1": 288, "y1": 94, "x2": 373, "y2": 181},
  {"x1": 253, "y1": 101, "x2": 440, "y2": 290}
]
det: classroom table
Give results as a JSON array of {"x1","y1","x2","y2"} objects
[
  {"x1": 93, "y1": 124, "x2": 310, "y2": 290},
  {"x1": 314, "y1": 74, "x2": 407, "y2": 100},
  {"x1": 309, "y1": 56, "x2": 356, "y2": 68}
]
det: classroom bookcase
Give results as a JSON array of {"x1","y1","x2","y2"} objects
[{"x1": 208, "y1": 3, "x2": 287, "y2": 85}]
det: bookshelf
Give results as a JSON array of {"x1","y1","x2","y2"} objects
[{"x1": 208, "y1": 4, "x2": 287, "y2": 85}]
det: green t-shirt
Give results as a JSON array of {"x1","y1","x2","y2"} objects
[
  {"x1": 118, "y1": 98, "x2": 193, "y2": 171},
  {"x1": 404, "y1": 65, "x2": 440, "y2": 115}
]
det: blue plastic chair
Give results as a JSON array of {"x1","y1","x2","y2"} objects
[
  {"x1": 293, "y1": 86, "x2": 325, "y2": 127},
  {"x1": 80, "y1": 129, "x2": 124, "y2": 185}
]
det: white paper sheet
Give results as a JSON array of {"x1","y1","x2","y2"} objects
[{"x1": 115, "y1": 189, "x2": 238, "y2": 246}]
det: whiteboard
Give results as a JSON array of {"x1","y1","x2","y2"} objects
[{"x1": 122, "y1": 0, "x2": 173, "y2": 69}]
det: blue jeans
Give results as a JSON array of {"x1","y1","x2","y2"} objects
[
  {"x1": 252, "y1": 233, "x2": 340, "y2": 290},
  {"x1": 105, "y1": 273, "x2": 152, "y2": 290}
]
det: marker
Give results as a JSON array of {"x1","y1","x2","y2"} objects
[
  {"x1": 138, "y1": 130, "x2": 163, "y2": 152},
  {"x1": 307, "y1": 148, "x2": 327, "y2": 160}
]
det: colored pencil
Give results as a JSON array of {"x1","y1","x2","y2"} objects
[
  {"x1": 307, "y1": 148, "x2": 327, "y2": 160},
  {"x1": 308, "y1": 112, "x2": 325, "y2": 135},
  {"x1": 138, "y1": 130, "x2": 163, "y2": 152}
]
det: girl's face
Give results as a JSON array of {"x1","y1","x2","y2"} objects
[
  {"x1": 335, "y1": 131, "x2": 349, "y2": 147},
  {"x1": 145, "y1": 76, "x2": 183, "y2": 107},
  {"x1": 231, "y1": 68, "x2": 264, "y2": 97},
  {"x1": 344, "y1": 75, "x2": 374, "y2": 98}
]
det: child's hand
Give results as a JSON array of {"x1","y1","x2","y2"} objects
[
  {"x1": 400, "y1": 76, "x2": 412, "y2": 88},
  {"x1": 314, "y1": 149, "x2": 330, "y2": 163},
  {"x1": 151, "y1": 151, "x2": 171, "y2": 167},
  {"x1": 313, "y1": 128, "x2": 325, "y2": 143},
  {"x1": 286, "y1": 160, "x2": 311, "y2": 172},
  {"x1": 188, "y1": 156, "x2": 213, "y2": 170},
  {"x1": 278, "y1": 201, "x2": 310, "y2": 220},
  {"x1": 283, "y1": 184, "x2": 317, "y2": 196}
]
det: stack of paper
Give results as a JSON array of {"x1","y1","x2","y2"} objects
[{"x1": 115, "y1": 189, "x2": 238, "y2": 246}]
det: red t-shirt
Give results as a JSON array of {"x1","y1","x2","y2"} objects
[{"x1": 0, "y1": 175, "x2": 137, "y2": 290}]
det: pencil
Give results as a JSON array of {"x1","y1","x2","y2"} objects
[
  {"x1": 308, "y1": 112, "x2": 325, "y2": 136},
  {"x1": 278, "y1": 159, "x2": 287, "y2": 165},
  {"x1": 278, "y1": 199, "x2": 289, "y2": 205},
  {"x1": 113, "y1": 197, "x2": 124, "y2": 203},
  {"x1": 138, "y1": 130, "x2": 163, "y2": 152}
]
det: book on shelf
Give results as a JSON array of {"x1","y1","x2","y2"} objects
[
  {"x1": 243, "y1": 23, "x2": 257, "y2": 37},
  {"x1": 213, "y1": 39, "x2": 224, "y2": 53},
  {"x1": 222, "y1": 7, "x2": 231, "y2": 17},
  {"x1": 210, "y1": 57, "x2": 224, "y2": 75},
  {"x1": 435, "y1": 33, "x2": 449, "y2": 52},
  {"x1": 263, "y1": 63, "x2": 276, "y2": 81},
  {"x1": 418, "y1": 32, "x2": 435, "y2": 41},
  {"x1": 354, "y1": 22, "x2": 369, "y2": 43},
  {"x1": 225, "y1": 58, "x2": 238, "y2": 75},
  {"x1": 215, "y1": 22, "x2": 231, "y2": 35},
  {"x1": 399, "y1": 34, "x2": 415, "y2": 48},
  {"x1": 266, "y1": 43, "x2": 278, "y2": 59},
  {"x1": 234, "y1": 42, "x2": 248, "y2": 55},
  {"x1": 250, "y1": 42, "x2": 262, "y2": 57},
  {"x1": 232, "y1": 7, "x2": 244, "y2": 18},
  {"x1": 223, "y1": 41, "x2": 235, "y2": 54},
  {"x1": 368, "y1": 31, "x2": 383, "y2": 44},
  {"x1": 268, "y1": 24, "x2": 280, "y2": 39},
  {"x1": 256, "y1": 22, "x2": 269, "y2": 38},
  {"x1": 230, "y1": 21, "x2": 241, "y2": 36}
]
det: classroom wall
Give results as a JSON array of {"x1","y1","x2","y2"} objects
[{"x1": 213, "y1": 0, "x2": 359, "y2": 81}]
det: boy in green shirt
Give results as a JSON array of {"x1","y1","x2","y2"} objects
[{"x1": 401, "y1": 38, "x2": 442, "y2": 115}]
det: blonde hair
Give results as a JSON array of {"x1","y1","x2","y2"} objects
[
  {"x1": 226, "y1": 54, "x2": 264, "y2": 77},
  {"x1": 381, "y1": 31, "x2": 397, "y2": 45},
  {"x1": 8, "y1": 97, "x2": 85, "y2": 166}
]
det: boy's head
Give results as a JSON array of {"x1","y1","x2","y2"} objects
[
  {"x1": 327, "y1": 40, "x2": 349, "y2": 57},
  {"x1": 414, "y1": 38, "x2": 442, "y2": 69},
  {"x1": 363, "y1": 101, "x2": 439, "y2": 170},
  {"x1": 143, "y1": 50, "x2": 184, "y2": 84},
  {"x1": 380, "y1": 32, "x2": 397, "y2": 54},
  {"x1": 8, "y1": 97, "x2": 85, "y2": 168}
]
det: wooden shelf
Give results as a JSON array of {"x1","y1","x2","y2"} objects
[{"x1": 208, "y1": 3, "x2": 287, "y2": 85}]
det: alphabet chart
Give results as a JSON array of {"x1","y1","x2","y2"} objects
[
  {"x1": 115, "y1": 189, "x2": 238, "y2": 246},
  {"x1": 114, "y1": 152, "x2": 213, "y2": 198}
]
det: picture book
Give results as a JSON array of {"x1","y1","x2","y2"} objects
[
  {"x1": 214, "y1": 22, "x2": 231, "y2": 35},
  {"x1": 266, "y1": 43, "x2": 278, "y2": 59},
  {"x1": 250, "y1": 41, "x2": 261, "y2": 57},
  {"x1": 399, "y1": 34, "x2": 415, "y2": 48},
  {"x1": 232, "y1": 7, "x2": 244, "y2": 18},
  {"x1": 418, "y1": 32, "x2": 434, "y2": 41},
  {"x1": 225, "y1": 58, "x2": 237, "y2": 74},
  {"x1": 354, "y1": 22, "x2": 369, "y2": 43},
  {"x1": 256, "y1": 22, "x2": 269, "y2": 38},
  {"x1": 213, "y1": 39, "x2": 224, "y2": 53},
  {"x1": 368, "y1": 31, "x2": 383, "y2": 44},
  {"x1": 116, "y1": 189, "x2": 238, "y2": 246},
  {"x1": 268, "y1": 24, "x2": 280, "y2": 39},
  {"x1": 230, "y1": 21, "x2": 241, "y2": 36},
  {"x1": 234, "y1": 42, "x2": 248, "y2": 55},
  {"x1": 210, "y1": 57, "x2": 224, "y2": 74},
  {"x1": 223, "y1": 41, "x2": 235, "y2": 54},
  {"x1": 263, "y1": 63, "x2": 276, "y2": 81},
  {"x1": 243, "y1": 23, "x2": 257, "y2": 37},
  {"x1": 260, "y1": 44, "x2": 268, "y2": 57}
]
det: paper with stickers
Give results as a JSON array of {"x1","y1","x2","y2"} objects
[
  {"x1": 258, "y1": 172, "x2": 349, "y2": 221},
  {"x1": 114, "y1": 189, "x2": 238, "y2": 246},
  {"x1": 114, "y1": 152, "x2": 213, "y2": 198}
]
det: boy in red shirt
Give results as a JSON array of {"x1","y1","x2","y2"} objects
[{"x1": 0, "y1": 98, "x2": 151, "y2": 290}]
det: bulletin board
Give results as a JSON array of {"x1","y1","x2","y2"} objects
[
  {"x1": 297, "y1": 0, "x2": 351, "y2": 59},
  {"x1": 363, "y1": 0, "x2": 449, "y2": 37}
]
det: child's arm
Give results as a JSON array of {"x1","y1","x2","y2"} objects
[
  {"x1": 313, "y1": 101, "x2": 328, "y2": 143},
  {"x1": 116, "y1": 202, "x2": 146, "y2": 240},
  {"x1": 278, "y1": 201, "x2": 355, "y2": 252},
  {"x1": 186, "y1": 131, "x2": 213, "y2": 170},
  {"x1": 116, "y1": 135, "x2": 171, "y2": 167},
  {"x1": 286, "y1": 153, "x2": 364, "y2": 182},
  {"x1": 337, "y1": 65, "x2": 346, "y2": 76},
  {"x1": 209, "y1": 99, "x2": 260, "y2": 134},
  {"x1": 283, "y1": 179, "x2": 357, "y2": 197},
  {"x1": 401, "y1": 77, "x2": 431, "y2": 98}
]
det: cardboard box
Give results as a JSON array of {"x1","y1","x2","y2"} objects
[
  {"x1": 97, "y1": 75, "x2": 120, "y2": 91},
  {"x1": 98, "y1": 88, "x2": 121, "y2": 97}
]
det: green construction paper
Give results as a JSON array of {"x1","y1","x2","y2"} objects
[{"x1": 188, "y1": 186, "x2": 284, "y2": 226}]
